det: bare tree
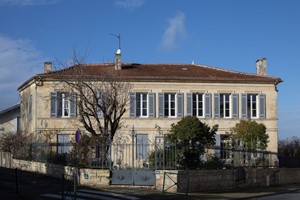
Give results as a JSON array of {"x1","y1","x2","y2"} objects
[
  {"x1": 55, "y1": 54, "x2": 131, "y2": 143},
  {"x1": 278, "y1": 136, "x2": 300, "y2": 157}
]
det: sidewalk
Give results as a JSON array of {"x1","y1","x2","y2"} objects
[{"x1": 99, "y1": 183, "x2": 300, "y2": 200}]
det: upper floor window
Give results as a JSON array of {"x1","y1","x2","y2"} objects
[
  {"x1": 158, "y1": 92, "x2": 183, "y2": 118},
  {"x1": 137, "y1": 93, "x2": 148, "y2": 117},
  {"x1": 220, "y1": 94, "x2": 230, "y2": 118},
  {"x1": 242, "y1": 93, "x2": 266, "y2": 119},
  {"x1": 187, "y1": 93, "x2": 211, "y2": 118},
  {"x1": 164, "y1": 93, "x2": 176, "y2": 117},
  {"x1": 193, "y1": 93, "x2": 205, "y2": 117},
  {"x1": 214, "y1": 93, "x2": 239, "y2": 119},
  {"x1": 130, "y1": 92, "x2": 155, "y2": 118},
  {"x1": 247, "y1": 94, "x2": 258, "y2": 118},
  {"x1": 51, "y1": 92, "x2": 76, "y2": 118}
]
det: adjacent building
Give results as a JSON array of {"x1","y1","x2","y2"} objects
[{"x1": 0, "y1": 104, "x2": 21, "y2": 136}]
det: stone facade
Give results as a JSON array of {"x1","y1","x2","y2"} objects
[{"x1": 17, "y1": 60, "x2": 282, "y2": 166}]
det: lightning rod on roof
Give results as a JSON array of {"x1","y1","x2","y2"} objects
[{"x1": 110, "y1": 33, "x2": 121, "y2": 49}]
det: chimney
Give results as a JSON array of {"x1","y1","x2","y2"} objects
[
  {"x1": 114, "y1": 49, "x2": 122, "y2": 70},
  {"x1": 44, "y1": 62, "x2": 52, "y2": 73},
  {"x1": 256, "y1": 58, "x2": 267, "y2": 76}
]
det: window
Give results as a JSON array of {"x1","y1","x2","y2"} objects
[
  {"x1": 164, "y1": 93, "x2": 176, "y2": 117},
  {"x1": 57, "y1": 134, "x2": 70, "y2": 154},
  {"x1": 242, "y1": 93, "x2": 266, "y2": 119},
  {"x1": 214, "y1": 93, "x2": 238, "y2": 119},
  {"x1": 158, "y1": 92, "x2": 183, "y2": 118},
  {"x1": 220, "y1": 135, "x2": 232, "y2": 160},
  {"x1": 136, "y1": 134, "x2": 148, "y2": 160},
  {"x1": 220, "y1": 94, "x2": 230, "y2": 118},
  {"x1": 187, "y1": 93, "x2": 211, "y2": 118},
  {"x1": 59, "y1": 93, "x2": 70, "y2": 117},
  {"x1": 51, "y1": 92, "x2": 76, "y2": 118},
  {"x1": 136, "y1": 93, "x2": 148, "y2": 117},
  {"x1": 130, "y1": 92, "x2": 155, "y2": 118},
  {"x1": 192, "y1": 93, "x2": 205, "y2": 117},
  {"x1": 247, "y1": 94, "x2": 258, "y2": 118}
]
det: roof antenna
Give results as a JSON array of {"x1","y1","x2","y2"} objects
[{"x1": 110, "y1": 33, "x2": 121, "y2": 49}]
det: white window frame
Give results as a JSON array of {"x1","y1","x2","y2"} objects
[
  {"x1": 136, "y1": 93, "x2": 148, "y2": 118},
  {"x1": 164, "y1": 93, "x2": 177, "y2": 118},
  {"x1": 220, "y1": 94, "x2": 231, "y2": 118},
  {"x1": 61, "y1": 93, "x2": 70, "y2": 118},
  {"x1": 248, "y1": 94, "x2": 259, "y2": 119},
  {"x1": 193, "y1": 93, "x2": 205, "y2": 118}
]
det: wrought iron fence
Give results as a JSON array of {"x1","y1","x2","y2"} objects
[{"x1": 10, "y1": 140, "x2": 278, "y2": 170}]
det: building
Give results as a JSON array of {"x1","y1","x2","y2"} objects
[
  {"x1": 0, "y1": 104, "x2": 21, "y2": 135},
  {"x1": 17, "y1": 51, "x2": 282, "y2": 164}
]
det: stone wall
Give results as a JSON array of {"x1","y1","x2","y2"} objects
[
  {"x1": 11, "y1": 159, "x2": 110, "y2": 187},
  {"x1": 0, "y1": 151, "x2": 12, "y2": 168},
  {"x1": 156, "y1": 168, "x2": 282, "y2": 192},
  {"x1": 279, "y1": 168, "x2": 300, "y2": 185}
]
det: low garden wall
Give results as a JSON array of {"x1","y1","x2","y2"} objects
[
  {"x1": 156, "y1": 168, "x2": 282, "y2": 192},
  {"x1": 1, "y1": 152, "x2": 300, "y2": 192},
  {"x1": 10, "y1": 158, "x2": 110, "y2": 187}
]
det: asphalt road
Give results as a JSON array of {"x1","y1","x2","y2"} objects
[
  {"x1": 248, "y1": 190, "x2": 300, "y2": 200},
  {"x1": 1, "y1": 167, "x2": 300, "y2": 200}
]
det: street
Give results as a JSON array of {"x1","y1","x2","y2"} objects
[{"x1": 249, "y1": 190, "x2": 300, "y2": 200}]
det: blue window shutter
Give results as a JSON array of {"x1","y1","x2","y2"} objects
[
  {"x1": 259, "y1": 94, "x2": 266, "y2": 119},
  {"x1": 70, "y1": 93, "x2": 77, "y2": 117},
  {"x1": 186, "y1": 93, "x2": 192, "y2": 116},
  {"x1": 215, "y1": 134, "x2": 221, "y2": 147},
  {"x1": 214, "y1": 93, "x2": 220, "y2": 118},
  {"x1": 205, "y1": 93, "x2": 212, "y2": 118},
  {"x1": 50, "y1": 92, "x2": 57, "y2": 118},
  {"x1": 158, "y1": 93, "x2": 164, "y2": 118},
  {"x1": 232, "y1": 93, "x2": 239, "y2": 119},
  {"x1": 130, "y1": 92, "x2": 136, "y2": 118},
  {"x1": 241, "y1": 94, "x2": 247, "y2": 119},
  {"x1": 177, "y1": 93, "x2": 184, "y2": 118},
  {"x1": 148, "y1": 92, "x2": 155, "y2": 118}
]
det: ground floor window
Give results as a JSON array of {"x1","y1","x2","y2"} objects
[
  {"x1": 57, "y1": 134, "x2": 70, "y2": 154},
  {"x1": 136, "y1": 134, "x2": 148, "y2": 160}
]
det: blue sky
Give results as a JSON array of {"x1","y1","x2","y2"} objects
[{"x1": 0, "y1": 0, "x2": 299, "y2": 139}]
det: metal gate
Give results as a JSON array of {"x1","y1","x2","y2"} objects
[{"x1": 110, "y1": 128, "x2": 176, "y2": 186}]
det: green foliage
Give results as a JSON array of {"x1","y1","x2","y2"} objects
[
  {"x1": 231, "y1": 120, "x2": 269, "y2": 151},
  {"x1": 168, "y1": 116, "x2": 218, "y2": 169},
  {"x1": 46, "y1": 152, "x2": 68, "y2": 165},
  {"x1": 202, "y1": 155, "x2": 224, "y2": 169},
  {"x1": 148, "y1": 145, "x2": 176, "y2": 170}
]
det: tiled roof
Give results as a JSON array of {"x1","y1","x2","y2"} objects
[{"x1": 18, "y1": 63, "x2": 282, "y2": 90}]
